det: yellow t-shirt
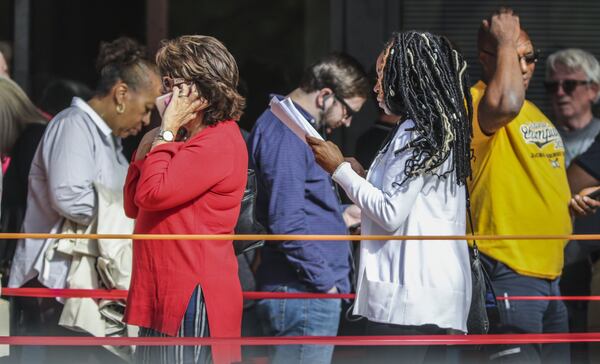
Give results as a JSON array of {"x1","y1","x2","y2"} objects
[{"x1": 468, "y1": 81, "x2": 572, "y2": 279}]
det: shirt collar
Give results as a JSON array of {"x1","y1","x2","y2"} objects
[
  {"x1": 71, "y1": 97, "x2": 113, "y2": 137},
  {"x1": 474, "y1": 80, "x2": 487, "y2": 90},
  {"x1": 270, "y1": 93, "x2": 317, "y2": 127}
]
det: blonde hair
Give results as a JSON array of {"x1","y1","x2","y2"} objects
[
  {"x1": 0, "y1": 76, "x2": 45, "y2": 154},
  {"x1": 156, "y1": 35, "x2": 245, "y2": 125}
]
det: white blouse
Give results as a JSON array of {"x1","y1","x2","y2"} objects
[{"x1": 333, "y1": 119, "x2": 472, "y2": 332}]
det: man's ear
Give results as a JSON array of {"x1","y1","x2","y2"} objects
[
  {"x1": 589, "y1": 82, "x2": 600, "y2": 103},
  {"x1": 478, "y1": 52, "x2": 494, "y2": 81},
  {"x1": 478, "y1": 51, "x2": 488, "y2": 68},
  {"x1": 316, "y1": 88, "x2": 334, "y2": 109}
]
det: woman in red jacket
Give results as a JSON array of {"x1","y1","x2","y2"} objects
[{"x1": 123, "y1": 35, "x2": 248, "y2": 364}]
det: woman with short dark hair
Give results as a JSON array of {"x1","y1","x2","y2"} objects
[
  {"x1": 8, "y1": 36, "x2": 161, "y2": 363},
  {"x1": 123, "y1": 35, "x2": 248, "y2": 364}
]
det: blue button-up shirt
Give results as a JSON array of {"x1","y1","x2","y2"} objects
[{"x1": 248, "y1": 95, "x2": 352, "y2": 293}]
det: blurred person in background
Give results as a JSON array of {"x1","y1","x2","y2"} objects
[
  {"x1": 38, "y1": 78, "x2": 93, "y2": 117},
  {"x1": 0, "y1": 76, "x2": 48, "y2": 283},
  {"x1": 545, "y1": 48, "x2": 600, "y2": 362},
  {"x1": 0, "y1": 41, "x2": 11, "y2": 78},
  {"x1": 545, "y1": 48, "x2": 600, "y2": 166},
  {"x1": 354, "y1": 106, "x2": 400, "y2": 169},
  {"x1": 567, "y1": 133, "x2": 600, "y2": 362}
]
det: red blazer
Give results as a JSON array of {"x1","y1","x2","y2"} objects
[{"x1": 123, "y1": 120, "x2": 247, "y2": 364}]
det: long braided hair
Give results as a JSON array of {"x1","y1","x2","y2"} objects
[{"x1": 382, "y1": 31, "x2": 473, "y2": 186}]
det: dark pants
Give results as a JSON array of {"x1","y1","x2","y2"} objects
[
  {"x1": 481, "y1": 254, "x2": 570, "y2": 364},
  {"x1": 364, "y1": 321, "x2": 449, "y2": 364}
]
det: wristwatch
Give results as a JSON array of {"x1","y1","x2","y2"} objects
[{"x1": 156, "y1": 128, "x2": 175, "y2": 142}]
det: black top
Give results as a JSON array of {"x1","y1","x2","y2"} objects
[
  {"x1": 575, "y1": 133, "x2": 600, "y2": 181},
  {"x1": 354, "y1": 121, "x2": 395, "y2": 168}
]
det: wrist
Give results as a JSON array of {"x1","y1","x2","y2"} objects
[
  {"x1": 156, "y1": 128, "x2": 176, "y2": 143},
  {"x1": 160, "y1": 124, "x2": 177, "y2": 133},
  {"x1": 332, "y1": 161, "x2": 351, "y2": 177},
  {"x1": 495, "y1": 42, "x2": 518, "y2": 53}
]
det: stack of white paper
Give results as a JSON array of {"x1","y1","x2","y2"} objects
[{"x1": 270, "y1": 96, "x2": 323, "y2": 144}]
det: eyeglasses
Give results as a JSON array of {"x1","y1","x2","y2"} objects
[
  {"x1": 481, "y1": 49, "x2": 540, "y2": 65},
  {"x1": 334, "y1": 94, "x2": 356, "y2": 120},
  {"x1": 544, "y1": 79, "x2": 591, "y2": 95},
  {"x1": 162, "y1": 76, "x2": 192, "y2": 91}
]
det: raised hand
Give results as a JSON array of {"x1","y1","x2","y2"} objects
[
  {"x1": 482, "y1": 7, "x2": 520, "y2": 49},
  {"x1": 162, "y1": 83, "x2": 207, "y2": 132},
  {"x1": 306, "y1": 136, "x2": 345, "y2": 174}
]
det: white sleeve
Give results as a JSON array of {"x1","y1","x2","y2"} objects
[{"x1": 332, "y1": 161, "x2": 423, "y2": 232}]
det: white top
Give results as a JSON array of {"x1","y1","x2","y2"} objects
[
  {"x1": 9, "y1": 97, "x2": 129, "y2": 289},
  {"x1": 332, "y1": 119, "x2": 472, "y2": 332}
]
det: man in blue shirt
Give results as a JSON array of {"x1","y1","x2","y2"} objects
[{"x1": 248, "y1": 53, "x2": 369, "y2": 364}]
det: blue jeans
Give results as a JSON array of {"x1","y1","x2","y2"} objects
[
  {"x1": 256, "y1": 283, "x2": 342, "y2": 364},
  {"x1": 481, "y1": 254, "x2": 570, "y2": 364}
]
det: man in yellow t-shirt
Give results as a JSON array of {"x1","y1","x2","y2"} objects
[{"x1": 469, "y1": 8, "x2": 572, "y2": 362}]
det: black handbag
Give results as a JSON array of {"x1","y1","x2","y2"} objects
[
  {"x1": 466, "y1": 194, "x2": 497, "y2": 335},
  {"x1": 467, "y1": 241, "x2": 497, "y2": 334},
  {"x1": 233, "y1": 169, "x2": 266, "y2": 255}
]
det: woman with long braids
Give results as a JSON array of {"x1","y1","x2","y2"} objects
[{"x1": 307, "y1": 31, "x2": 473, "y2": 362}]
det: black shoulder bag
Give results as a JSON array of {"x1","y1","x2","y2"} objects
[
  {"x1": 233, "y1": 169, "x2": 266, "y2": 255},
  {"x1": 466, "y1": 191, "x2": 498, "y2": 334}
]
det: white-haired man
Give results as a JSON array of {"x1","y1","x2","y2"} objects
[{"x1": 545, "y1": 48, "x2": 600, "y2": 166}]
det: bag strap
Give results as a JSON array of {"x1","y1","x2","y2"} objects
[
  {"x1": 466, "y1": 186, "x2": 498, "y2": 305},
  {"x1": 465, "y1": 187, "x2": 479, "y2": 258}
]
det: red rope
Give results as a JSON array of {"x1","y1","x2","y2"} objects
[
  {"x1": 3, "y1": 287, "x2": 600, "y2": 301},
  {"x1": 1, "y1": 333, "x2": 600, "y2": 346}
]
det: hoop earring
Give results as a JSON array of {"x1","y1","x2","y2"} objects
[{"x1": 116, "y1": 103, "x2": 126, "y2": 114}]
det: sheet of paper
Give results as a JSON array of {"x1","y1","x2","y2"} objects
[{"x1": 269, "y1": 96, "x2": 323, "y2": 144}]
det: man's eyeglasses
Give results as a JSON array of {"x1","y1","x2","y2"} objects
[
  {"x1": 334, "y1": 94, "x2": 356, "y2": 120},
  {"x1": 544, "y1": 79, "x2": 591, "y2": 95},
  {"x1": 481, "y1": 49, "x2": 540, "y2": 65},
  {"x1": 162, "y1": 76, "x2": 192, "y2": 91}
]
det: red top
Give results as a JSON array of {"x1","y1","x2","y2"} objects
[{"x1": 123, "y1": 120, "x2": 247, "y2": 364}]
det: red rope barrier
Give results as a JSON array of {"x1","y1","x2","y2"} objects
[
  {"x1": 1, "y1": 232, "x2": 600, "y2": 241},
  {"x1": 2, "y1": 288, "x2": 127, "y2": 299},
  {"x1": 3, "y1": 287, "x2": 600, "y2": 301},
  {"x1": 1, "y1": 333, "x2": 600, "y2": 346}
]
